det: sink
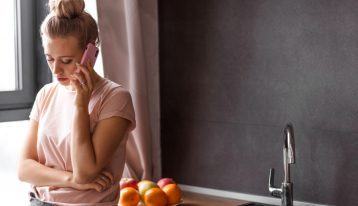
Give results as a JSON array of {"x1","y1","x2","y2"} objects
[{"x1": 240, "y1": 203, "x2": 276, "y2": 206}]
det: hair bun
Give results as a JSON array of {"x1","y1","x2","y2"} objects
[{"x1": 49, "y1": 0, "x2": 85, "y2": 19}]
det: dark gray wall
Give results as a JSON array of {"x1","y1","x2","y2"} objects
[{"x1": 159, "y1": 1, "x2": 358, "y2": 205}]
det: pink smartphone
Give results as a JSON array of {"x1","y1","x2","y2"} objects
[{"x1": 80, "y1": 43, "x2": 99, "y2": 66}]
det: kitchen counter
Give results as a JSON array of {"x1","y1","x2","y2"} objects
[{"x1": 181, "y1": 191, "x2": 250, "y2": 206}]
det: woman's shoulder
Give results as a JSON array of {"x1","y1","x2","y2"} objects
[
  {"x1": 36, "y1": 82, "x2": 60, "y2": 98},
  {"x1": 96, "y1": 78, "x2": 131, "y2": 97},
  {"x1": 92, "y1": 79, "x2": 135, "y2": 123}
]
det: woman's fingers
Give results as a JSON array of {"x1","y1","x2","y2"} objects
[
  {"x1": 71, "y1": 179, "x2": 102, "y2": 192},
  {"x1": 76, "y1": 62, "x2": 94, "y2": 90},
  {"x1": 92, "y1": 171, "x2": 114, "y2": 191},
  {"x1": 93, "y1": 179, "x2": 107, "y2": 191},
  {"x1": 71, "y1": 72, "x2": 87, "y2": 86},
  {"x1": 71, "y1": 171, "x2": 114, "y2": 192},
  {"x1": 89, "y1": 182, "x2": 104, "y2": 192},
  {"x1": 70, "y1": 76, "x2": 81, "y2": 90},
  {"x1": 79, "y1": 181, "x2": 104, "y2": 192},
  {"x1": 101, "y1": 171, "x2": 114, "y2": 184}
]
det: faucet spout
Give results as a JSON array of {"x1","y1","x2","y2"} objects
[
  {"x1": 283, "y1": 123, "x2": 295, "y2": 183},
  {"x1": 268, "y1": 123, "x2": 296, "y2": 206},
  {"x1": 284, "y1": 123, "x2": 295, "y2": 164}
]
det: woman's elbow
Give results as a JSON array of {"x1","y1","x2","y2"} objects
[
  {"x1": 17, "y1": 161, "x2": 28, "y2": 182},
  {"x1": 17, "y1": 169, "x2": 25, "y2": 182}
]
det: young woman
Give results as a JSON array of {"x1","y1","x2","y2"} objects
[{"x1": 18, "y1": 0, "x2": 135, "y2": 205}]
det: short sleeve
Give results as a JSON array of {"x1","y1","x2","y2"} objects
[
  {"x1": 29, "y1": 87, "x2": 46, "y2": 122},
  {"x1": 98, "y1": 88, "x2": 136, "y2": 131}
]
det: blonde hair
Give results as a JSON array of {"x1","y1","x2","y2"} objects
[{"x1": 40, "y1": 0, "x2": 99, "y2": 49}]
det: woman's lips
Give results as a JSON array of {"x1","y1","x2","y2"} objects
[{"x1": 57, "y1": 77, "x2": 69, "y2": 82}]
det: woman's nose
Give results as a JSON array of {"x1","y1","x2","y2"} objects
[{"x1": 52, "y1": 61, "x2": 62, "y2": 74}]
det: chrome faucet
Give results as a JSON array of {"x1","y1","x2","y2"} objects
[{"x1": 268, "y1": 123, "x2": 296, "y2": 206}]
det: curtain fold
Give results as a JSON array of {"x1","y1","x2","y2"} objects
[{"x1": 96, "y1": 0, "x2": 160, "y2": 181}]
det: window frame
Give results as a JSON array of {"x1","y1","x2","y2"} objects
[{"x1": 0, "y1": 0, "x2": 51, "y2": 122}]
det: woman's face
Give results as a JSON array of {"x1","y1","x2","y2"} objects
[{"x1": 42, "y1": 35, "x2": 84, "y2": 86}]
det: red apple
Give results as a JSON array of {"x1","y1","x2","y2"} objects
[
  {"x1": 120, "y1": 177, "x2": 138, "y2": 190},
  {"x1": 137, "y1": 180, "x2": 159, "y2": 197},
  {"x1": 157, "y1": 177, "x2": 175, "y2": 189}
]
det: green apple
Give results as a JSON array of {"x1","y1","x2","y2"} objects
[{"x1": 137, "y1": 180, "x2": 159, "y2": 198}]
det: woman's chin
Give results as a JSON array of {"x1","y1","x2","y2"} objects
[
  {"x1": 57, "y1": 81, "x2": 74, "y2": 90},
  {"x1": 58, "y1": 81, "x2": 70, "y2": 87},
  {"x1": 64, "y1": 84, "x2": 75, "y2": 90}
]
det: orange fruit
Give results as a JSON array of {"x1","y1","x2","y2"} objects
[
  {"x1": 162, "y1": 184, "x2": 182, "y2": 205},
  {"x1": 143, "y1": 187, "x2": 168, "y2": 206},
  {"x1": 119, "y1": 187, "x2": 140, "y2": 206}
]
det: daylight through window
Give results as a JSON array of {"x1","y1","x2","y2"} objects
[{"x1": 0, "y1": 1, "x2": 17, "y2": 92}]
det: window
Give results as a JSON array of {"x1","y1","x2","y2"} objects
[
  {"x1": 0, "y1": 1, "x2": 103, "y2": 205},
  {"x1": 0, "y1": 1, "x2": 16, "y2": 92},
  {"x1": 0, "y1": 1, "x2": 103, "y2": 123},
  {"x1": 0, "y1": 0, "x2": 37, "y2": 122}
]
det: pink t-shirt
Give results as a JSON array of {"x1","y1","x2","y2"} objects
[{"x1": 29, "y1": 78, "x2": 135, "y2": 206}]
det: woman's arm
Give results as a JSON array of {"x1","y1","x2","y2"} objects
[
  {"x1": 18, "y1": 120, "x2": 113, "y2": 192},
  {"x1": 70, "y1": 63, "x2": 131, "y2": 184},
  {"x1": 18, "y1": 120, "x2": 73, "y2": 187},
  {"x1": 71, "y1": 108, "x2": 130, "y2": 184}
]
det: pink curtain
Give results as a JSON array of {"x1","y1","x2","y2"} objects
[{"x1": 96, "y1": 0, "x2": 160, "y2": 181}]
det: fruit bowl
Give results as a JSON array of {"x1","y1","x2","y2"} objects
[
  {"x1": 135, "y1": 199, "x2": 183, "y2": 206},
  {"x1": 170, "y1": 199, "x2": 183, "y2": 206},
  {"x1": 119, "y1": 177, "x2": 183, "y2": 206}
]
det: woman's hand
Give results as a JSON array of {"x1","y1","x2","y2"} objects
[
  {"x1": 70, "y1": 171, "x2": 114, "y2": 192},
  {"x1": 70, "y1": 62, "x2": 96, "y2": 108}
]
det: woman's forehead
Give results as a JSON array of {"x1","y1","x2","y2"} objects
[{"x1": 42, "y1": 36, "x2": 82, "y2": 55}]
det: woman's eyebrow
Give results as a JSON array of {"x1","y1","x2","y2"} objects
[{"x1": 45, "y1": 54, "x2": 75, "y2": 58}]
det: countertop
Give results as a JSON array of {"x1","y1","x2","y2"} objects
[{"x1": 181, "y1": 191, "x2": 250, "y2": 206}]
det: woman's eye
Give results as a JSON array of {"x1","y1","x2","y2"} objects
[
  {"x1": 46, "y1": 58, "x2": 54, "y2": 62},
  {"x1": 62, "y1": 59, "x2": 73, "y2": 64}
]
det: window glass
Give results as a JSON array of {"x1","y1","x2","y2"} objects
[
  {"x1": 0, "y1": 1, "x2": 16, "y2": 91},
  {"x1": 0, "y1": 0, "x2": 37, "y2": 122}
]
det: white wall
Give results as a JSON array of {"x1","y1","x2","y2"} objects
[{"x1": 0, "y1": 120, "x2": 30, "y2": 205}]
